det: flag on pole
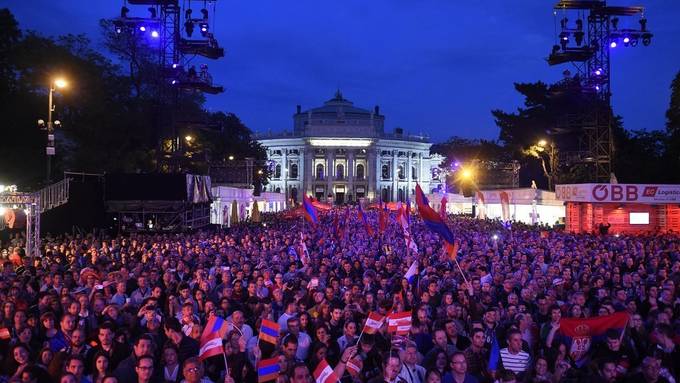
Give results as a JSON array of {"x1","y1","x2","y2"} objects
[
  {"x1": 557, "y1": 312, "x2": 629, "y2": 367},
  {"x1": 257, "y1": 357, "x2": 281, "y2": 383},
  {"x1": 404, "y1": 261, "x2": 418, "y2": 283},
  {"x1": 346, "y1": 357, "x2": 363, "y2": 378},
  {"x1": 362, "y1": 312, "x2": 385, "y2": 334},
  {"x1": 201, "y1": 316, "x2": 231, "y2": 343},
  {"x1": 299, "y1": 233, "x2": 310, "y2": 266},
  {"x1": 199, "y1": 332, "x2": 224, "y2": 360},
  {"x1": 378, "y1": 203, "x2": 387, "y2": 234},
  {"x1": 302, "y1": 194, "x2": 319, "y2": 225},
  {"x1": 313, "y1": 359, "x2": 338, "y2": 383},
  {"x1": 440, "y1": 196, "x2": 448, "y2": 220},
  {"x1": 357, "y1": 204, "x2": 374, "y2": 236},
  {"x1": 259, "y1": 319, "x2": 280, "y2": 345},
  {"x1": 444, "y1": 241, "x2": 459, "y2": 261},
  {"x1": 387, "y1": 311, "x2": 412, "y2": 335},
  {"x1": 415, "y1": 184, "x2": 455, "y2": 244}
]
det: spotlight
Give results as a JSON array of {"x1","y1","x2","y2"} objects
[
  {"x1": 574, "y1": 31, "x2": 584, "y2": 46},
  {"x1": 642, "y1": 32, "x2": 652, "y2": 46},
  {"x1": 172, "y1": 63, "x2": 179, "y2": 69},
  {"x1": 184, "y1": 20, "x2": 194, "y2": 37},
  {"x1": 139, "y1": 26, "x2": 147, "y2": 32},
  {"x1": 611, "y1": 17, "x2": 619, "y2": 30},
  {"x1": 171, "y1": 79, "x2": 178, "y2": 85},
  {"x1": 113, "y1": 21, "x2": 123, "y2": 34},
  {"x1": 120, "y1": 6, "x2": 129, "y2": 18},
  {"x1": 595, "y1": 85, "x2": 600, "y2": 91},
  {"x1": 199, "y1": 22, "x2": 209, "y2": 36},
  {"x1": 200, "y1": 8, "x2": 209, "y2": 20},
  {"x1": 609, "y1": 40, "x2": 617, "y2": 48},
  {"x1": 639, "y1": 18, "x2": 647, "y2": 32},
  {"x1": 148, "y1": 7, "x2": 157, "y2": 18},
  {"x1": 595, "y1": 68, "x2": 602, "y2": 76},
  {"x1": 623, "y1": 37, "x2": 630, "y2": 44},
  {"x1": 151, "y1": 30, "x2": 160, "y2": 38},
  {"x1": 559, "y1": 31, "x2": 569, "y2": 41}
]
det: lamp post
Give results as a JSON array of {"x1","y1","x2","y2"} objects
[{"x1": 45, "y1": 78, "x2": 68, "y2": 184}]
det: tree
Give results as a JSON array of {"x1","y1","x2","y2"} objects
[{"x1": 666, "y1": 71, "x2": 680, "y2": 179}]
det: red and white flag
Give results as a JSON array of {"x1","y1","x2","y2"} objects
[
  {"x1": 198, "y1": 333, "x2": 224, "y2": 360},
  {"x1": 362, "y1": 312, "x2": 385, "y2": 334},
  {"x1": 313, "y1": 359, "x2": 338, "y2": 383},
  {"x1": 387, "y1": 311, "x2": 412, "y2": 335},
  {"x1": 0, "y1": 328, "x2": 10, "y2": 340},
  {"x1": 346, "y1": 357, "x2": 363, "y2": 378}
]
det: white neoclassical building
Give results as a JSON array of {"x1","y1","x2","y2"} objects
[{"x1": 256, "y1": 91, "x2": 444, "y2": 204}]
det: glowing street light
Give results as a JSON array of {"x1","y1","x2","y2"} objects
[
  {"x1": 46, "y1": 77, "x2": 70, "y2": 183},
  {"x1": 460, "y1": 167, "x2": 474, "y2": 180},
  {"x1": 537, "y1": 139, "x2": 547, "y2": 147},
  {"x1": 184, "y1": 135, "x2": 193, "y2": 143},
  {"x1": 228, "y1": 155, "x2": 234, "y2": 161}
]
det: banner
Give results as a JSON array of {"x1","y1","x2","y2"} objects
[
  {"x1": 499, "y1": 191, "x2": 510, "y2": 222},
  {"x1": 557, "y1": 312, "x2": 629, "y2": 366},
  {"x1": 556, "y1": 183, "x2": 680, "y2": 204}
]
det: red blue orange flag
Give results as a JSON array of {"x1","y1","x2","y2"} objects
[
  {"x1": 302, "y1": 194, "x2": 318, "y2": 225},
  {"x1": 257, "y1": 357, "x2": 281, "y2": 383},
  {"x1": 259, "y1": 319, "x2": 280, "y2": 345},
  {"x1": 415, "y1": 184, "x2": 455, "y2": 244},
  {"x1": 557, "y1": 312, "x2": 629, "y2": 367},
  {"x1": 357, "y1": 204, "x2": 374, "y2": 236}
]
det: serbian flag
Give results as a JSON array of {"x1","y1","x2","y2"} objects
[
  {"x1": 313, "y1": 359, "x2": 338, "y2": 383},
  {"x1": 257, "y1": 357, "x2": 281, "y2": 383},
  {"x1": 259, "y1": 319, "x2": 280, "y2": 345},
  {"x1": 387, "y1": 311, "x2": 412, "y2": 335},
  {"x1": 440, "y1": 196, "x2": 447, "y2": 220},
  {"x1": 302, "y1": 194, "x2": 319, "y2": 225},
  {"x1": 557, "y1": 312, "x2": 629, "y2": 367},
  {"x1": 362, "y1": 312, "x2": 385, "y2": 334},
  {"x1": 357, "y1": 204, "x2": 374, "y2": 236},
  {"x1": 415, "y1": 184, "x2": 455, "y2": 244}
]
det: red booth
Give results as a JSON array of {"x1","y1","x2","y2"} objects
[{"x1": 555, "y1": 183, "x2": 680, "y2": 234}]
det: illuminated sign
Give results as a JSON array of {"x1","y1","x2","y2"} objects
[
  {"x1": 556, "y1": 184, "x2": 680, "y2": 204},
  {"x1": 309, "y1": 139, "x2": 372, "y2": 147}
]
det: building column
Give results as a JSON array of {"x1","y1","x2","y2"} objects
[
  {"x1": 282, "y1": 149, "x2": 288, "y2": 200},
  {"x1": 326, "y1": 150, "x2": 333, "y2": 201},
  {"x1": 392, "y1": 150, "x2": 398, "y2": 202},
  {"x1": 406, "y1": 151, "x2": 412, "y2": 200},
  {"x1": 298, "y1": 147, "x2": 305, "y2": 202},
  {"x1": 305, "y1": 147, "x2": 313, "y2": 196},
  {"x1": 347, "y1": 151, "x2": 354, "y2": 201},
  {"x1": 369, "y1": 149, "x2": 378, "y2": 202},
  {"x1": 419, "y1": 152, "x2": 425, "y2": 192}
]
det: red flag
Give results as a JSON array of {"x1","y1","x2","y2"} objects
[
  {"x1": 440, "y1": 196, "x2": 447, "y2": 220},
  {"x1": 313, "y1": 359, "x2": 338, "y2": 383},
  {"x1": 558, "y1": 312, "x2": 629, "y2": 366},
  {"x1": 387, "y1": 311, "x2": 412, "y2": 335},
  {"x1": 378, "y1": 204, "x2": 387, "y2": 234},
  {"x1": 362, "y1": 312, "x2": 385, "y2": 334}
]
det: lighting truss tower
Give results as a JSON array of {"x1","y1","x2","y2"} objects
[
  {"x1": 547, "y1": 0, "x2": 652, "y2": 182},
  {"x1": 113, "y1": 0, "x2": 225, "y2": 168}
]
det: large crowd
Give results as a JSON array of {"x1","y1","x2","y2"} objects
[{"x1": 0, "y1": 207, "x2": 679, "y2": 383}]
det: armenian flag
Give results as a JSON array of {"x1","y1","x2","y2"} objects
[
  {"x1": 415, "y1": 184, "x2": 455, "y2": 244},
  {"x1": 302, "y1": 194, "x2": 318, "y2": 225},
  {"x1": 357, "y1": 204, "x2": 374, "y2": 236},
  {"x1": 257, "y1": 357, "x2": 281, "y2": 383},
  {"x1": 259, "y1": 319, "x2": 280, "y2": 345}
]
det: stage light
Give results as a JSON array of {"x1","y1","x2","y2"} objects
[
  {"x1": 115, "y1": 26, "x2": 122, "y2": 34},
  {"x1": 623, "y1": 37, "x2": 630, "y2": 44},
  {"x1": 120, "y1": 6, "x2": 129, "y2": 18},
  {"x1": 148, "y1": 7, "x2": 157, "y2": 18},
  {"x1": 199, "y1": 22, "x2": 209, "y2": 36},
  {"x1": 185, "y1": 135, "x2": 193, "y2": 143},
  {"x1": 200, "y1": 8, "x2": 209, "y2": 20},
  {"x1": 595, "y1": 68, "x2": 602, "y2": 76},
  {"x1": 172, "y1": 63, "x2": 179, "y2": 69},
  {"x1": 630, "y1": 37, "x2": 638, "y2": 47},
  {"x1": 595, "y1": 85, "x2": 600, "y2": 91},
  {"x1": 611, "y1": 17, "x2": 619, "y2": 30},
  {"x1": 492, "y1": 234, "x2": 499, "y2": 240},
  {"x1": 171, "y1": 79, "x2": 178, "y2": 85},
  {"x1": 538, "y1": 139, "x2": 547, "y2": 147},
  {"x1": 228, "y1": 155, "x2": 235, "y2": 160},
  {"x1": 139, "y1": 26, "x2": 146, "y2": 32},
  {"x1": 639, "y1": 18, "x2": 647, "y2": 32},
  {"x1": 151, "y1": 30, "x2": 160, "y2": 38},
  {"x1": 642, "y1": 33, "x2": 652, "y2": 46},
  {"x1": 609, "y1": 40, "x2": 617, "y2": 48},
  {"x1": 184, "y1": 20, "x2": 194, "y2": 37}
]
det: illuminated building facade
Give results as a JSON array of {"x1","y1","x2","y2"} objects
[{"x1": 257, "y1": 91, "x2": 444, "y2": 204}]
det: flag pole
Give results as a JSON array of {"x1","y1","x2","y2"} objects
[
  {"x1": 222, "y1": 349, "x2": 229, "y2": 377},
  {"x1": 453, "y1": 257, "x2": 470, "y2": 287}
]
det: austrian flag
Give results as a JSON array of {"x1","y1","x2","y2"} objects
[
  {"x1": 387, "y1": 311, "x2": 412, "y2": 335},
  {"x1": 313, "y1": 359, "x2": 338, "y2": 383},
  {"x1": 362, "y1": 312, "x2": 385, "y2": 334}
]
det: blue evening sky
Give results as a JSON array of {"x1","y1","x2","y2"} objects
[{"x1": 8, "y1": 1, "x2": 680, "y2": 142}]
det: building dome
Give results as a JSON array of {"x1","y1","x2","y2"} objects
[{"x1": 305, "y1": 89, "x2": 374, "y2": 116}]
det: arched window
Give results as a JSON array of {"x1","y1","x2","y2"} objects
[
  {"x1": 398, "y1": 165, "x2": 405, "y2": 180},
  {"x1": 412, "y1": 166, "x2": 417, "y2": 180},
  {"x1": 316, "y1": 164, "x2": 324, "y2": 180},
  {"x1": 290, "y1": 164, "x2": 298, "y2": 179},
  {"x1": 274, "y1": 164, "x2": 281, "y2": 179},
  {"x1": 275, "y1": 187, "x2": 281, "y2": 193},
  {"x1": 336, "y1": 164, "x2": 344, "y2": 180},
  {"x1": 398, "y1": 188, "x2": 405, "y2": 202},
  {"x1": 382, "y1": 188, "x2": 390, "y2": 202},
  {"x1": 291, "y1": 187, "x2": 298, "y2": 203},
  {"x1": 382, "y1": 164, "x2": 390, "y2": 180},
  {"x1": 356, "y1": 164, "x2": 365, "y2": 180}
]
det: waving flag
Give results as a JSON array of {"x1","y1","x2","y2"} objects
[
  {"x1": 299, "y1": 233, "x2": 310, "y2": 266},
  {"x1": 259, "y1": 319, "x2": 280, "y2": 345},
  {"x1": 378, "y1": 203, "x2": 387, "y2": 234},
  {"x1": 302, "y1": 194, "x2": 319, "y2": 225},
  {"x1": 362, "y1": 312, "x2": 385, "y2": 335},
  {"x1": 346, "y1": 357, "x2": 363, "y2": 378},
  {"x1": 404, "y1": 261, "x2": 418, "y2": 283},
  {"x1": 415, "y1": 184, "x2": 455, "y2": 244},
  {"x1": 313, "y1": 359, "x2": 338, "y2": 383},
  {"x1": 387, "y1": 311, "x2": 412, "y2": 335},
  {"x1": 257, "y1": 357, "x2": 281, "y2": 383},
  {"x1": 398, "y1": 208, "x2": 418, "y2": 253},
  {"x1": 201, "y1": 316, "x2": 231, "y2": 343},
  {"x1": 558, "y1": 312, "x2": 629, "y2": 366},
  {"x1": 198, "y1": 316, "x2": 230, "y2": 360},
  {"x1": 440, "y1": 196, "x2": 448, "y2": 220},
  {"x1": 357, "y1": 204, "x2": 374, "y2": 236}
]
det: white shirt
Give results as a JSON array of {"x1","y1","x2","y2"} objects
[{"x1": 398, "y1": 364, "x2": 426, "y2": 383}]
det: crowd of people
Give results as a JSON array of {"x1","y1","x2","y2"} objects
[{"x1": 0, "y1": 207, "x2": 679, "y2": 383}]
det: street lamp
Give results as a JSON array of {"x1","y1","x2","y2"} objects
[
  {"x1": 526, "y1": 139, "x2": 558, "y2": 191},
  {"x1": 45, "y1": 77, "x2": 68, "y2": 184},
  {"x1": 184, "y1": 135, "x2": 193, "y2": 143}
]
